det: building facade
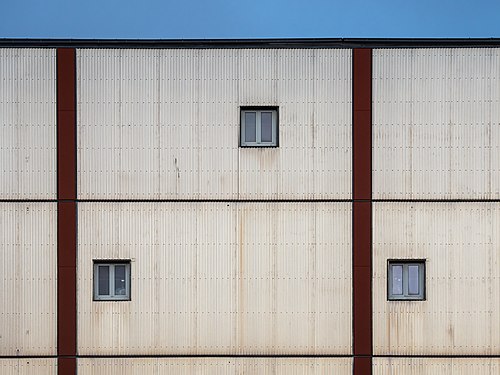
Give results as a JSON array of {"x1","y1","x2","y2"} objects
[{"x1": 0, "y1": 39, "x2": 499, "y2": 374}]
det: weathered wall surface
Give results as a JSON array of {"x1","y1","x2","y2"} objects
[
  {"x1": 0, "y1": 203, "x2": 57, "y2": 355},
  {"x1": 0, "y1": 48, "x2": 56, "y2": 199},
  {"x1": 78, "y1": 357, "x2": 352, "y2": 375},
  {"x1": 77, "y1": 48, "x2": 352, "y2": 200},
  {"x1": 373, "y1": 202, "x2": 500, "y2": 355},
  {"x1": 373, "y1": 357, "x2": 500, "y2": 375},
  {"x1": 77, "y1": 202, "x2": 352, "y2": 355},
  {"x1": 0, "y1": 359, "x2": 57, "y2": 375},
  {"x1": 373, "y1": 48, "x2": 500, "y2": 199}
]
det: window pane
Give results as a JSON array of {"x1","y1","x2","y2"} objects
[
  {"x1": 261, "y1": 112, "x2": 273, "y2": 142},
  {"x1": 408, "y1": 265, "x2": 420, "y2": 295},
  {"x1": 392, "y1": 265, "x2": 403, "y2": 295},
  {"x1": 114, "y1": 265, "x2": 127, "y2": 295},
  {"x1": 98, "y1": 266, "x2": 110, "y2": 295},
  {"x1": 245, "y1": 112, "x2": 256, "y2": 142}
]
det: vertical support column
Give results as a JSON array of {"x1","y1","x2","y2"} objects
[
  {"x1": 57, "y1": 48, "x2": 77, "y2": 375},
  {"x1": 353, "y1": 48, "x2": 372, "y2": 375}
]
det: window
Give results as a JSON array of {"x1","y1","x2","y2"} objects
[
  {"x1": 93, "y1": 261, "x2": 131, "y2": 301},
  {"x1": 388, "y1": 260, "x2": 425, "y2": 301},
  {"x1": 240, "y1": 108, "x2": 278, "y2": 147}
]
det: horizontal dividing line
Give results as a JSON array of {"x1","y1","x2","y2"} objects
[
  {"x1": 373, "y1": 354, "x2": 500, "y2": 358},
  {"x1": 76, "y1": 199, "x2": 354, "y2": 203},
  {"x1": 0, "y1": 199, "x2": 58, "y2": 203},
  {"x1": 373, "y1": 199, "x2": 500, "y2": 203},
  {"x1": 76, "y1": 354, "x2": 354, "y2": 359},
  {"x1": 0, "y1": 199, "x2": 352, "y2": 204},
  {"x1": 0, "y1": 356, "x2": 57, "y2": 359}
]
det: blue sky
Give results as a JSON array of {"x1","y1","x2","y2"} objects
[{"x1": 1, "y1": 0, "x2": 499, "y2": 39}]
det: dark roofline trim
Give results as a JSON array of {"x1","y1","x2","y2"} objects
[{"x1": 1, "y1": 38, "x2": 500, "y2": 49}]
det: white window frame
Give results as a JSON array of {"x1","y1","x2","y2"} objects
[
  {"x1": 93, "y1": 261, "x2": 131, "y2": 301},
  {"x1": 240, "y1": 108, "x2": 278, "y2": 147},
  {"x1": 387, "y1": 260, "x2": 426, "y2": 301}
]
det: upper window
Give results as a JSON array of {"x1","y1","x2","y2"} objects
[
  {"x1": 388, "y1": 260, "x2": 425, "y2": 301},
  {"x1": 240, "y1": 108, "x2": 278, "y2": 147},
  {"x1": 93, "y1": 261, "x2": 131, "y2": 301}
]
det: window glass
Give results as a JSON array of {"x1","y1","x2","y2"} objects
[
  {"x1": 98, "y1": 265, "x2": 110, "y2": 295},
  {"x1": 114, "y1": 265, "x2": 127, "y2": 295},
  {"x1": 391, "y1": 265, "x2": 403, "y2": 295},
  {"x1": 245, "y1": 112, "x2": 256, "y2": 142},
  {"x1": 408, "y1": 265, "x2": 420, "y2": 295},
  {"x1": 261, "y1": 112, "x2": 273, "y2": 142}
]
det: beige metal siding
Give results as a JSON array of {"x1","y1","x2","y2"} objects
[
  {"x1": 0, "y1": 48, "x2": 56, "y2": 199},
  {"x1": 237, "y1": 49, "x2": 351, "y2": 200},
  {"x1": 0, "y1": 359, "x2": 57, "y2": 375},
  {"x1": 77, "y1": 48, "x2": 351, "y2": 200},
  {"x1": 78, "y1": 357, "x2": 352, "y2": 375},
  {"x1": 0, "y1": 203, "x2": 57, "y2": 355},
  {"x1": 77, "y1": 202, "x2": 351, "y2": 355},
  {"x1": 373, "y1": 48, "x2": 500, "y2": 199},
  {"x1": 373, "y1": 357, "x2": 500, "y2": 375},
  {"x1": 373, "y1": 202, "x2": 500, "y2": 355}
]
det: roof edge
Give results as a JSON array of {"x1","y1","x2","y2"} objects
[{"x1": 1, "y1": 38, "x2": 500, "y2": 48}]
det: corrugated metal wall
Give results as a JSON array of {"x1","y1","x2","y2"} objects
[
  {"x1": 78, "y1": 357, "x2": 352, "y2": 375},
  {"x1": 77, "y1": 202, "x2": 352, "y2": 355},
  {"x1": 2, "y1": 44, "x2": 498, "y2": 373},
  {"x1": 373, "y1": 202, "x2": 500, "y2": 355},
  {"x1": 373, "y1": 48, "x2": 500, "y2": 199},
  {"x1": 77, "y1": 48, "x2": 352, "y2": 200},
  {"x1": 0, "y1": 48, "x2": 56, "y2": 199},
  {"x1": 0, "y1": 358, "x2": 57, "y2": 375},
  {"x1": 373, "y1": 357, "x2": 500, "y2": 375},
  {"x1": 0, "y1": 203, "x2": 57, "y2": 355}
]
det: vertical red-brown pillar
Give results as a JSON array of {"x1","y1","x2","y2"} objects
[
  {"x1": 57, "y1": 48, "x2": 77, "y2": 375},
  {"x1": 353, "y1": 48, "x2": 372, "y2": 375}
]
